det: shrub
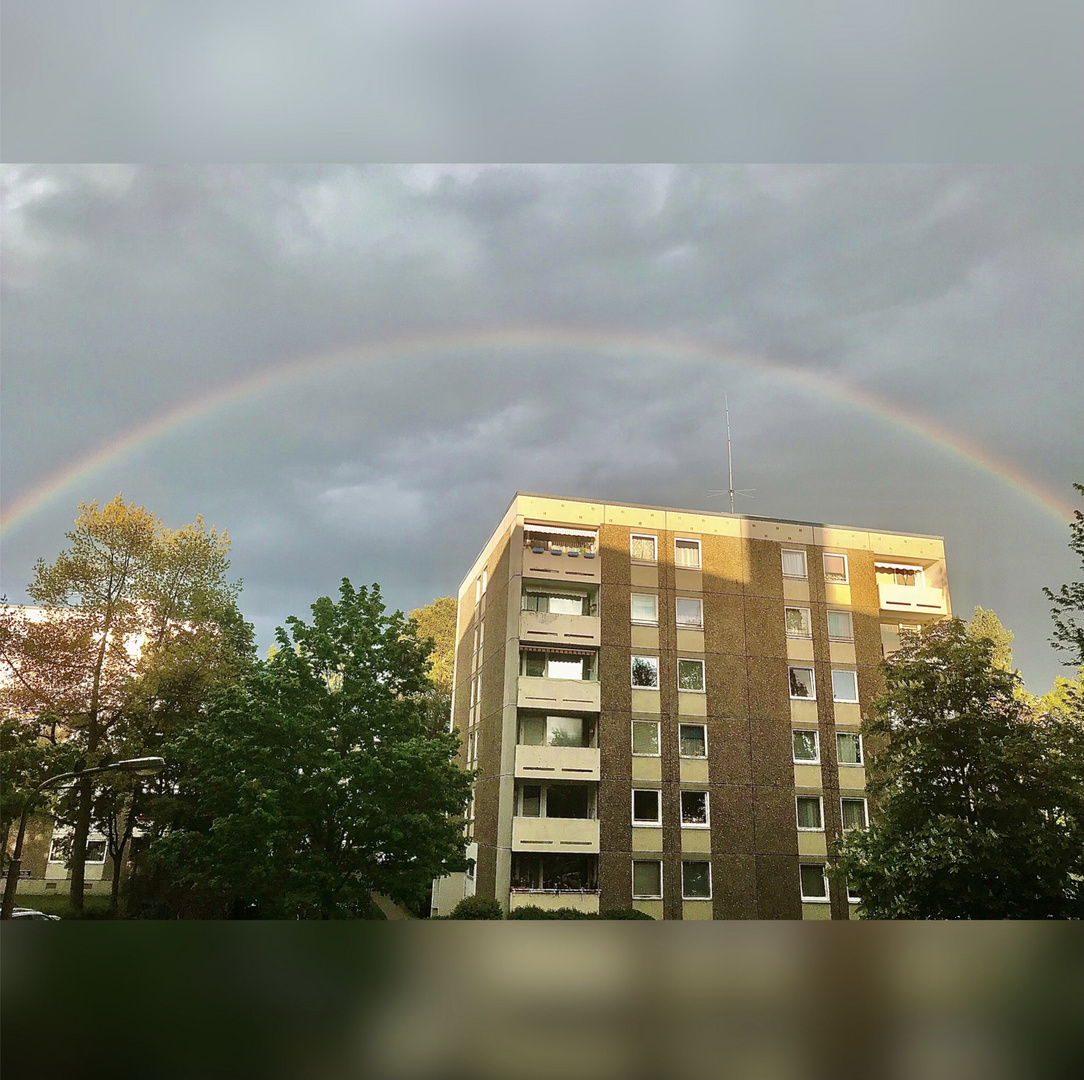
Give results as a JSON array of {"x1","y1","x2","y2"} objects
[
  {"x1": 507, "y1": 905, "x2": 553, "y2": 919},
  {"x1": 448, "y1": 896, "x2": 504, "y2": 919},
  {"x1": 598, "y1": 908, "x2": 655, "y2": 920}
]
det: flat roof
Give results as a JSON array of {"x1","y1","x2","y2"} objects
[{"x1": 510, "y1": 491, "x2": 946, "y2": 542}]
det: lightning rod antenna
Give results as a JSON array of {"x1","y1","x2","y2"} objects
[{"x1": 726, "y1": 392, "x2": 735, "y2": 514}]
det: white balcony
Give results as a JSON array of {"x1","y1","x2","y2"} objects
[
  {"x1": 511, "y1": 816, "x2": 600, "y2": 853},
  {"x1": 515, "y1": 744, "x2": 600, "y2": 782},
  {"x1": 878, "y1": 583, "x2": 948, "y2": 616},
  {"x1": 518, "y1": 676, "x2": 601, "y2": 712},
  {"x1": 509, "y1": 891, "x2": 600, "y2": 915},
  {"x1": 519, "y1": 610, "x2": 601, "y2": 648},
  {"x1": 522, "y1": 548, "x2": 601, "y2": 584}
]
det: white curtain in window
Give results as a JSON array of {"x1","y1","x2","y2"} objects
[{"x1": 781, "y1": 550, "x2": 807, "y2": 577}]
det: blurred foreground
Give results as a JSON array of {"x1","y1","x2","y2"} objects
[{"x1": 2, "y1": 922, "x2": 1081, "y2": 1079}]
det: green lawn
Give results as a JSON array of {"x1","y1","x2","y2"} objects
[{"x1": 15, "y1": 894, "x2": 115, "y2": 919}]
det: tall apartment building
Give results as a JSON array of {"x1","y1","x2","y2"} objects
[{"x1": 431, "y1": 493, "x2": 950, "y2": 920}]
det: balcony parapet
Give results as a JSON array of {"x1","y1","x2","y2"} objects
[
  {"x1": 518, "y1": 676, "x2": 601, "y2": 712},
  {"x1": 519, "y1": 610, "x2": 601, "y2": 648},
  {"x1": 878, "y1": 583, "x2": 947, "y2": 616},
  {"x1": 514, "y1": 744, "x2": 600, "y2": 781},
  {"x1": 522, "y1": 548, "x2": 600, "y2": 583},
  {"x1": 511, "y1": 816, "x2": 600, "y2": 853}
]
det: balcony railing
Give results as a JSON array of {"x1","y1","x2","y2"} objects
[
  {"x1": 522, "y1": 547, "x2": 601, "y2": 583},
  {"x1": 519, "y1": 610, "x2": 601, "y2": 647},
  {"x1": 515, "y1": 744, "x2": 600, "y2": 781},
  {"x1": 511, "y1": 816, "x2": 600, "y2": 853},
  {"x1": 518, "y1": 676, "x2": 601, "y2": 712},
  {"x1": 508, "y1": 890, "x2": 600, "y2": 914},
  {"x1": 878, "y1": 583, "x2": 948, "y2": 616}
]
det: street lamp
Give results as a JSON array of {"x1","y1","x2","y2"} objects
[{"x1": 1, "y1": 757, "x2": 166, "y2": 920}]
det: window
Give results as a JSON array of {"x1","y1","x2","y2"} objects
[
  {"x1": 792, "y1": 729, "x2": 820, "y2": 764},
  {"x1": 632, "y1": 789, "x2": 662, "y2": 825},
  {"x1": 48, "y1": 833, "x2": 71, "y2": 864},
  {"x1": 846, "y1": 882, "x2": 861, "y2": 904},
  {"x1": 682, "y1": 861, "x2": 712, "y2": 899},
  {"x1": 831, "y1": 669, "x2": 859, "y2": 703},
  {"x1": 679, "y1": 723, "x2": 707, "y2": 758},
  {"x1": 796, "y1": 796, "x2": 824, "y2": 831},
  {"x1": 630, "y1": 593, "x2": 659, "y2": 625},
  {"x1": 677, "y1": 658, "x2": 705, "y2": 692},
  {"x1": 680, "y1": 790, "x2": 709, "y2": 827},
  {"x1": 898, "y1": 622, "x2": 922, "y2": 638},
  {"x1": 841, "y1": 797, "x2": 868, "y2": 830},
  {"x1": 84, "y1": 840, "x2": 107, "y2": 863},
  {"x1": 789, "y1": 666, "x2": 816, "y2": 699},
  {"x1": 675, "y1": 597, "x2": 703, "y2": 629},
  {"x1": 781, "y1": 549, "x2": 807, "y2": 578},
  {"x1": 875, "y1": 563, "x2": 924, "y2": 587},
  {"x1": 523, "y1": 590, "x2": 593, "y2": 616},
  {"x1": 675, "y1": 538, "x2": 701, "y2": 569},
  {"x1": 836, "y1": 732, "x2": 863, "y2": 766},
  {"x1": 799, "y1": 864, "x2": 829, "y2": 902},
  {"x1": 519, "y1": 784, "x2": 593, "y2": 819},
  {"x1": 632, "y1": 655, "x2": 660, "y2": 688},
  {"x1": 632, "y1": 720, "x2": 660, "y2": 756},
  {"x1": 823, "y1": 553, "x2": 849, "y2": 583},
  {"x1": 827, "y1": 610, "x2": 853, "y2": 641},
  {"x1": 632, "y1": 860, "x2": 663, "y2": 899},
  {"x1": 521, "y1": 785, "x2": 542, "y2": 817},
  {"x1": 785, "y1": 607, "x2": 812, "y2": 638},
  {"x1": 519, "y1": 714, "x2": 591, "y2": 748},
  {"x1": 521, "y1": 650, "x2": 594, "y2": 681},
  {"x1": 631, "y1": 534, "x2": 657, "y2": 562}
]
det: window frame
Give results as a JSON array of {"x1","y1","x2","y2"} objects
[
  {"x1": 632, "y1": 788, "x2": 663, "y2": 827},
  {"x1": 675, "y1": 595, "x2": 704, "y2": 629},
  {"x1": 630, "y1": 593, "x2": 659, "y2": 626},
  {"x1": 784, "y1": 606, "x2": 813, "y2": 639},
  {"x1": 631, "y1": 655, "x2": 660, "y2": 689},
  {"x1": 840, "y1": 797, "x2": 869, "y2": 830},
  {"x1": 799, "y1": 863, "x2": 830, "y2": 903},
  {"x1": 632, "y1": 719, "x2": 661, "y2": 757},
  {"x1": 791, "y1": 728, "x2": 821, "y2": 765},
  {"x1": 831, "y1": 669, "x2": 860, "y2": 703},
  {"x1": 674, "y1": 537, "x2": 702, "y2": 569},
  {"x1": 822, "y1": 552, "x2": 849, "y2": 584},
  {"x1": 827, "y1": 609, "x2": 854, "y2": 641},
  {"x1": 781, "y1": 548, "x2": 808, "y2": 579},
  {"x1": 795, "y1": 795, "x2": 825, "y2": 832},
  {"x1": 678, "y1": 722, "x2": 708, "y2": 759},
  {"x1": 679, "y1": 789, "x2": 710, "y2": 829},
  {"x1": 836, "y1": 732, "x2": 864, "y2": 767},
  {"x1": 846, "y1": 882, "x2": 862, "y2": 904},
  {"x1": 677, "y1": 657, "x2": 706, "y2": 693},
  {"x1": 681, "y1": 860, "x2": 713, "y2": 900},
  {"x1": 630, "y1": 534, "x2": 658, "y2": 563},
  {"x1": 632, "y1": 860, "x2": 664, "y2": 900},
  {"x1": 789, "y1": 665, "x2": 817, "y2": 700}
]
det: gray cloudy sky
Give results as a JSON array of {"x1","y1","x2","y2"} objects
[{"x1": 1, "y1": 164, "x2": 1081, "y2": 690}]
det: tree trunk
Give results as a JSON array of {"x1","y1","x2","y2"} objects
[
  {"x1": 68, "y1": 774, "x2": 93, "y2": 915},
  {"x1": 108, "y1": 804, "x2": 135, "y2": 916}
]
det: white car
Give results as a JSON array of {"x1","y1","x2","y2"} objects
[{"x1": 10, "y1": 906, "x2": 61, "y2": 921}]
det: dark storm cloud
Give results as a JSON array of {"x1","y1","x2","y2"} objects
[{"x1": 2, "y1": 165, "x2": 1082, "y2": 687}]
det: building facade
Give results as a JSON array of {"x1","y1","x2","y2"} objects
[{"x1": 431, "y1": 493, "x2": 950, "y2": 920}]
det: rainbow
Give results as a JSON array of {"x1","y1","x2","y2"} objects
[{"x1": 1, "y1": 326, "x2": 1076, "y2": 537}]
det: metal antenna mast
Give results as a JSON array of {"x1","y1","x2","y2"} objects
[
  {"x1": 725, "y1": 392, "x2": 735, "y2": 514},
  {"x1": 708, "y1": 392, "x2": 755, "y2": 512}
]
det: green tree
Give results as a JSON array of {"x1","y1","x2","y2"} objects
[
  {"x1": 968, "y1": 605, "x2": 1015, "y2": 672},
  {"x1": 409, "y1": 595, "x2": 456, "y2": 735},
  {"x1": 143, "y1": 580, "x2": 473, "y2": 918},
  {"x1": 0, "y1": 496, "x2": 250, "y2": 915},
  {"x1": 1044, "y1": 482, "x2": 1084, "y2": 667},
  {"x1": 831, "y1": 618, "x2": 1084, "y2": 919}
]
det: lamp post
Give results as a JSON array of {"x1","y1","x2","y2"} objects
[{"x1": 1, "y1": 757, "x2": 165, "y2": 920}]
